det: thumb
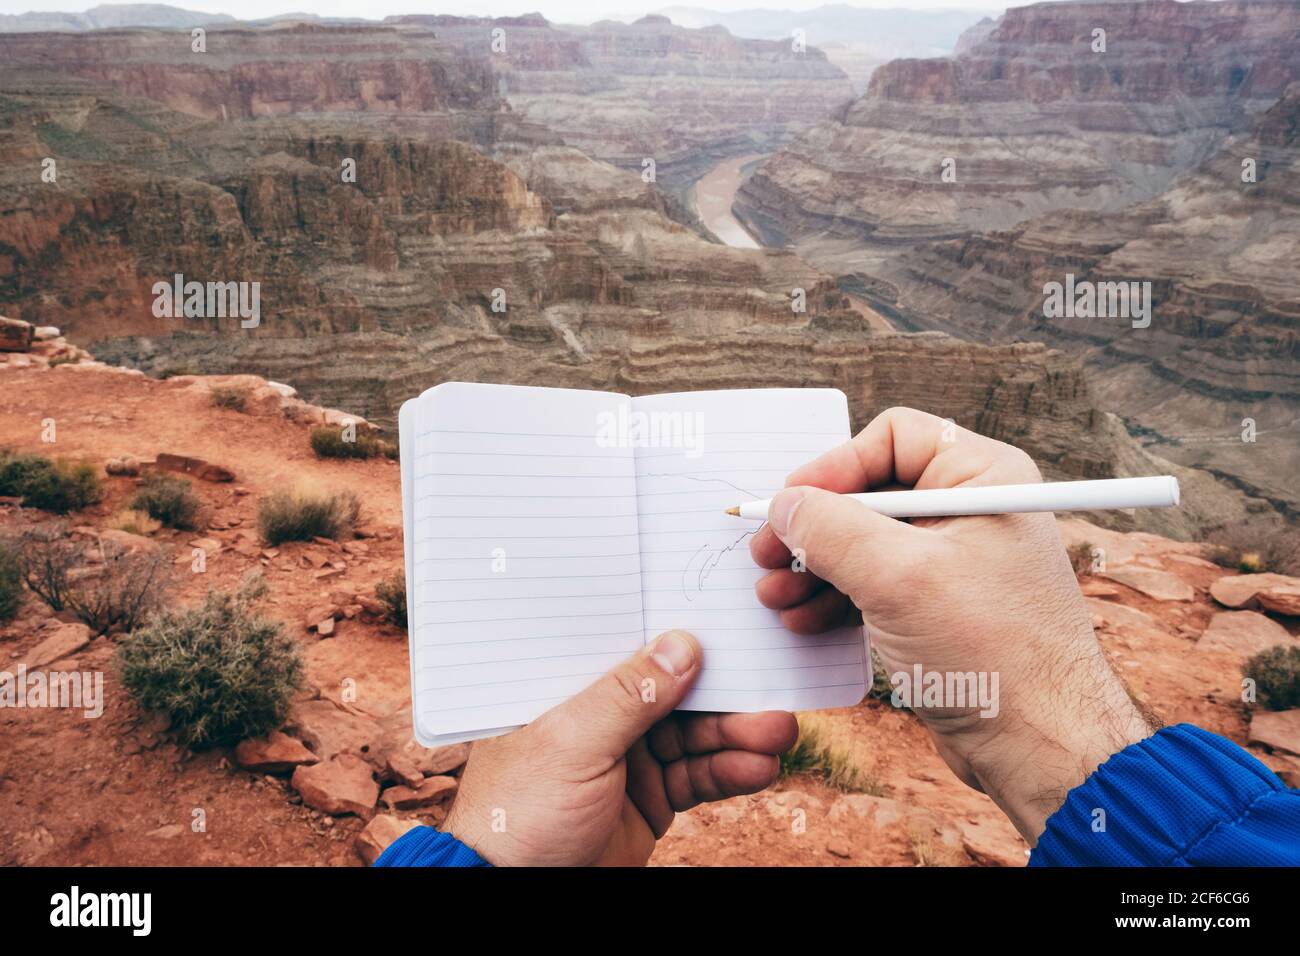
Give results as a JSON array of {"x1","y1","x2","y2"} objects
[
  {"x1": 547, "y1": 630, "x2": 702, "y2": 759},
  {"x1": 766, "y1": 485, "x2": 916, "y2": 603}
]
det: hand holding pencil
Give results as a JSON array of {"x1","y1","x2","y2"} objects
[{"x1": 747, "y1": 406, "x2": 1156, "y2": 843}]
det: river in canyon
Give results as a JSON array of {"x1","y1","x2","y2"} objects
[
  {"x1": 691, "y1": 153, "x2": 894, "y2": 332},
  {"x1": 690, "y1": 153, "x2": 766, "y2": 249}
]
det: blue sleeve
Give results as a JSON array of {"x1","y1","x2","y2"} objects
[
  {"x1": 372, "y1": 826, "x2": 492, "y2": 867},
  {"x1": 1030, "y1": 722, "x2": 1300, "y2": 866}
]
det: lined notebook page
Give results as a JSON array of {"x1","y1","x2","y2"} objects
[
  {"x1": 406, "y1": 383, "x2": 644, "y2": 742},
  {"x1": 634, "y1": 389, "x2": 868, "y2": 713}
]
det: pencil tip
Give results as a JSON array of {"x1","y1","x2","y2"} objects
[{"x1": 725, "y1": 506, "x2": 740, "y2": 516}]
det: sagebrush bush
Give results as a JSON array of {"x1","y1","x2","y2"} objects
[
  {"x1": 257, "y1": 488, "x2": 360, "y2": 545},
  {"x1": 19, "y1": 533, "x2": 170, "y2": 634},
  {"x1": 117, "y1": 574, "x2": 304, "y2": 748},
  {"x1": 1245, "y1": 645, "x2": 1300, "y2": 711},
  {"x1": 1208, "y1": 521, "x2": 1300, "y2": 576},
  {"x1": 130, "y1": 474, "x2": 201, "y2": 530},
  {"x1": 0, "y1": 538, "x2": 22, "y2": 622},
  {"x1": 209, "y1": 386, "x2": 248, "y2": 412},
  {"x1": 0, "y1": 450, "x2": 103, "y2": 514},
  {"x1": 375, "y1": 572, "x2": 407, "y2": 630},
  {"x1": 309, "y1": 425, "x2": 391, "y2": 460}
]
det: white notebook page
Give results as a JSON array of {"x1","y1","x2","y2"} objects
[
  {"x1": 407, "y1": 383, "x2": 645, "y2": 741},
  {"x1": 633, "y1": 389, "x2": 868, "y2": 713}
]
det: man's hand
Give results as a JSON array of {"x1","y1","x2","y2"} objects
[
  {"x1": 444, "y1": 631, "x2": 798, "y2": 866},
  {"x1": 750, "y1": 407, "x2": 1155, "y2": 843}
]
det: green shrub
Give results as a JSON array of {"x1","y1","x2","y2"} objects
[
  {"x1": 210, "y1": 386, "x2": 248, "y2": 412},
  {"x1": 375, "y1": 572, "x2": 407, "y2": 630},
  {"x1": 130, "y1": 474, "x2": 201, "y2": 530},
  {"x1": 117, "y1": 574, "x2": 304, "y2": 748},
  {"x1": 1245, "y1": 645, "x2": 1300, "y2": 711},
  {"x1": 0, "y1": 539, "x2": 22, "y2": 622},
  {"x1": 309, "y1": 425, "x2": 391, "y2": 460},
  {"x1": 257, "y1": 488, "x2": 360, "y2": 546},
  {"x1": 0, "y1": 450, "x2": 103, "y2": 514}
]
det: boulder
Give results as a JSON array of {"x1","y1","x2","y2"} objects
[
  {"x1": 375, "y1": 710, "x2": 471, "y2": 776},
  {"x1": 354, "y1": 815, "x2": 420, "y2": 865},
  {"x1": 1210, "y1": 573, "x2": 1300, "y2": 614},
  {"x1": 291, "y1": 754, "x2": 378, "y2": 818},
  {"x1": 1260, "y1": 586, "x2": 1300, "y2": 618},
  {"x1": 234, "y1": 731, "x2": 321, "y2": 774},
  {"x1": 0, "y1": 316, "x2": 33, "y2": 352},
  {"x1": 305, "y1": 604, "x2": 340, "y2": 631},
  {"x1": 1198, "y1": 611, "x2": 1294, "y2": 658},
  {"x1": 383, "y1": 753, "x2": 426, "y2": 789},
  {"x1": 381, "y1": 775, "x2": 458, "y2": 810},
  {"x1": 1248, "y1": 709, "x2": 1300, "y2": 757},
  {"x1": 20, "y1": 622, "x2": 92, "y2": 668},
  {"x1": 98, "y1": 528, "x2": 161, "y2": 554},
  {"x1": 154, "y1": 453, "x2": 235, "y2": 483},
  {"x1": 105, "y1": 455, "x2": 141, "y2": 477},
  {"x1": 1099, "y1": 565, "x2": 1195, "y2": 602},
  {"x1": 283, "y1": 698, "x2": 382, "y2": 766}
]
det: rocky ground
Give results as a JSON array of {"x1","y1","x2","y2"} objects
[{"x1": 2, "y1": 347, "x2": 1298, "y2": 867}]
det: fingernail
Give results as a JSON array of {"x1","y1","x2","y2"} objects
[
  {"x1": 651, "y1": 630, "x2": 696, "y2": 677},
  {"x1": 767, "y1": 487, "x2": 806, "y2": 538}
]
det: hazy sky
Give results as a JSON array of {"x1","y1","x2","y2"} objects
[{"x1": 0, "y1": 1, "x2": 1027, "y2": 26}]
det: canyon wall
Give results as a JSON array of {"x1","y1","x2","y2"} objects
[
  {"x1": 0, "y1": 14, "x2": 1274, "y2": 538},
  {"x1": 736, "y1": 0, "x2": 1300, "y2": 246},
  {"x1": 730, "y1": 0, "x2": 1300, "y2": 518}
]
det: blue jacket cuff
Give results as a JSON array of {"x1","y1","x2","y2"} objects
[
  {"x1": 1030, "y1": 722, "x2": 1299, "y2": 866},
  {"x1": 372, "y1": 826, "x2": 492, "y2": 867}
]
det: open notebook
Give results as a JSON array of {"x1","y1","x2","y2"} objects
[{"x1": 399, "y1": 383, "x2": 868, "y2": 745}]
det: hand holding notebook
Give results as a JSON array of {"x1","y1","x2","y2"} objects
[{"x1": 399, "y1": 382, "x2": 869, "y2": 745}]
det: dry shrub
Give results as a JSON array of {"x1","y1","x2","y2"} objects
[
  {"x1": 375, "y1": 572, "x2": 407, "y2": 630},
  {"x1": 209, "y1": 386, "x2": 248, "y2": 412},
  {"x1": 1244, "y1": 646, "x2": 1300, "y2": 711},
  {"x1": 130, "y1": 474, "x2": 201, "y2": 530},
  {"x1": 257, "y1": 488, "x2": 360, "y2": 545},
  {"x1": 779, "y1": 716, "x2": 888, "y2": 795},
  {"x1": 1068, "y1": 541, "x2": 1098, "y2": 577},
  {"x1": 109, "y1": 509, "x2": 162, "y2": 536},
  {"x1": 309, "y1": 425, "x2": 393, "y2": 460},
  {"x1": 19, "y1": 531, "x2": 171, "y2": 635},
  {"x1": 1207, "y1": 521, "x2": 1300, "y2": 576}
]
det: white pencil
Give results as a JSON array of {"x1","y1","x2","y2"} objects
[{"x1": 724, "y1": 475, "x2": 1180, "y2": 520}]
